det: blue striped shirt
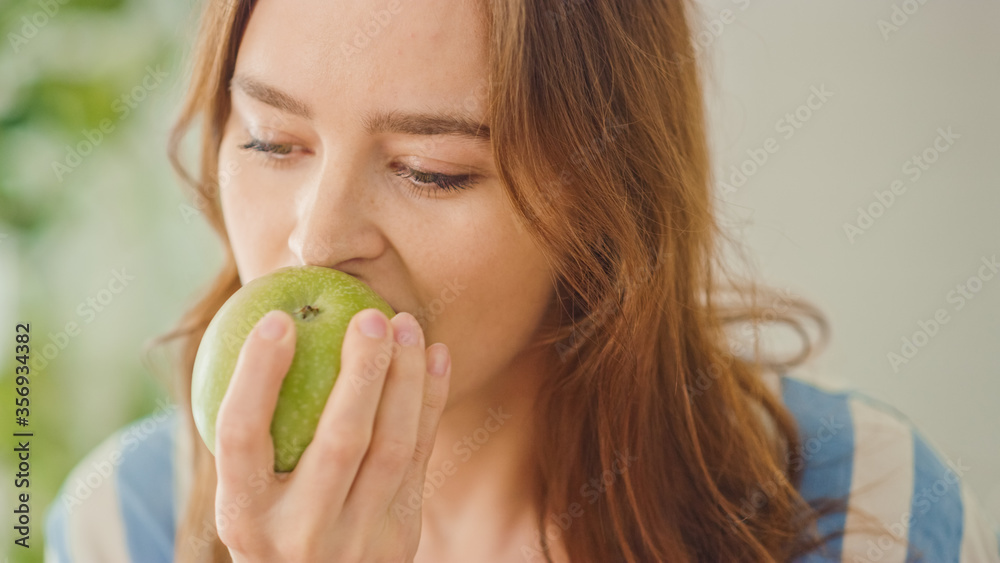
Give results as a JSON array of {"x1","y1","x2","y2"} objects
[{"x1": 44, "y1": 375, "x2": 1000, "y2": 562}]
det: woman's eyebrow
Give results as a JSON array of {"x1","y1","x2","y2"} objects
[
  {"x1": 230, "y1": 73, "x2": 490, "y2": 142},
  {"x1": 363, "y1": 110, "x2": 490, "y2": 142},
  {"x1": 231, "y1": 73, "x2": 313, "y2": 119}
]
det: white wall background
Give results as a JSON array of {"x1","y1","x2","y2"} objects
[{"x1": 696, "y1": 0, "x2": 999, "y2": 523}]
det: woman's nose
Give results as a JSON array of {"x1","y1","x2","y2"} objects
[{"x1": 286, "y1": 165, "x2": 386, "y2": 269}]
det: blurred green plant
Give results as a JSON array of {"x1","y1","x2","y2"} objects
[{"x1": 1, "y1": 1, "x2": 216, "y2": 562}]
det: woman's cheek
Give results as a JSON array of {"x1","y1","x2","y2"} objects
[{"x1": 218, "y1": 153, "x2": 287, "y2": 282}]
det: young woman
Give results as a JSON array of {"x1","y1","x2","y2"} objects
[{"x1": 45, "y1": 0, "x2": 1000, "y2": 561}]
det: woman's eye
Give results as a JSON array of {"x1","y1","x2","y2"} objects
[
  {"x1": 238, "y1": 137, "x2": 298, "y2": 166},
  {"x1": 392, "y1": 163, "x2": 476, "y2": 196},
  {"x1": 235, "y1": 138, "x2": 475, "y2": 195}
]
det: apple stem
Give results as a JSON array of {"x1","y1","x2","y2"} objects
[{"x1": 296, "y1": 304, "x2": 320, "y2": 321}]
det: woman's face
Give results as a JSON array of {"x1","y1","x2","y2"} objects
[{"x1": 218, "y1": 0, "x2": 558, "y2": 404}]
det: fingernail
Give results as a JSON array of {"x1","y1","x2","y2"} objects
[
  {"x1": 359, "y1": 309, "x2": 387, "y2": 339},
  {"x1": 394, "y1": 314, "x2": 420, "y2": 347},
  {"x1": 258, "y1": 311, "x2": 288, "y2": 341},
  {"x1": 428, "y1": 344, "x2": 450, "y2": 376}
]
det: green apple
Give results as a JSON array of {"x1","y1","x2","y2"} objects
[{"x1": 192, "y1": 265, "x2": 395, "y2": 472}]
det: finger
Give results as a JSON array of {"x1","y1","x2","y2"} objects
[
  {"x1": 291, "y1": 308, "x2": 395, "y2": 507},
  {"x1": 413, "y1": 343, "x2": 451, "y2": 467},
  {"x1": 215, "y1": 310, "x2": 296, "y2": 497},
  {"x1": 392, "y1": 342, "x2": 451, "y2": 517},
  {"x1": 346, "y1": 312, "x2": 427, "y2": 518}
]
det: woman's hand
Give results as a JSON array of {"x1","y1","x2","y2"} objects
[{"x1": 212, "y1": 307, "x2": 451, "y2": 562}]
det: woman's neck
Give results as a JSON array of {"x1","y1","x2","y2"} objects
[{"x1": 415, "y1": 345, "x2": 556, "y2": 562}]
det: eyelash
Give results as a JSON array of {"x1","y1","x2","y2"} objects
[
  {"x1": 238, "y1": 137, "x2": 296, "y2": 167},
  {"x1": 237, "y1": 136, "x2": 477, "y2": 195},
  {"x1": 391, "y1": 163, "x2": 475, "y2": 197}
]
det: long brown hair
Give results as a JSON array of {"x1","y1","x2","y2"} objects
[{"x1": 159, "y1": 0, "x2": 856, "y2": 560}]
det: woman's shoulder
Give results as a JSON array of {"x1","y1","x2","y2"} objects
[
  {"x1": 776, "y1": 373, "x2": 1000, "y2": 562},
  {"x1": 44, "y1": 402, "x2": 191, "y2": 563}
]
